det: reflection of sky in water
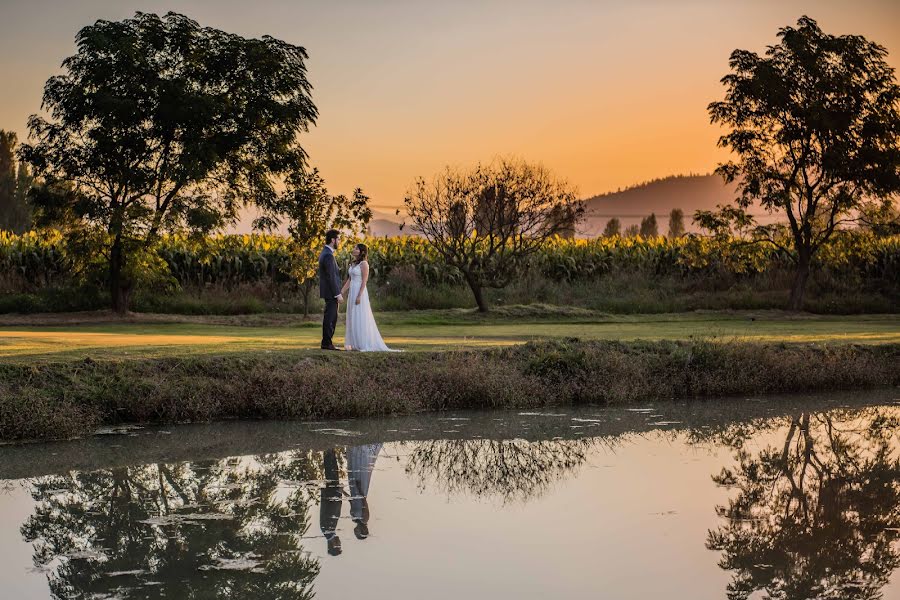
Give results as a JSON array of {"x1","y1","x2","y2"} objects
[{"x1": 0, "y1": 394, "x2": 898, "y2": 599}]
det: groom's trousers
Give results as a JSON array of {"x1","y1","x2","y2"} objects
[{"x1": 322, "y1": 298, "x2": 338, "y2": 348}]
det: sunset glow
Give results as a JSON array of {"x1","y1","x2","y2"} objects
[{"x1": 2, "y1": 0, "x2": 898, "y2": 209}]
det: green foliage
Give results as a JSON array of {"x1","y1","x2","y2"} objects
[
  {"x1": 20, "y1": 12, "x2": 318, "y2": 311},
  {"x1": 253, "y1": 169, "x2": 371, "y2": 314},
  {"x1": 707, "y1": 16, "x2": 900, "y2": 309},
  {"x1": 1, "y1": 231, "x2": 896, "y2": 314}
]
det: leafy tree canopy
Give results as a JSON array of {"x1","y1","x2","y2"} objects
[
  {"x1": 702, "y1": 16, "x2": 900, "y2": 309},
  {"x1": 21, "y1": 11, "x2": 318, "y2": 310}
]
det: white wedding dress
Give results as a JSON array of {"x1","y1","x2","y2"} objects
[{"x1": 345, "y1": 262, "x2": 396, "y2": 352}]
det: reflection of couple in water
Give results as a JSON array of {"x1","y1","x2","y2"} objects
[{"x1": 320, "y1": 443, "x2": 383, "y2": 556}]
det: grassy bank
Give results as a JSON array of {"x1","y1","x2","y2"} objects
[
  {"x1": 1, "y1": 339, "x2": 897, "y2": 442},
  {"x1": 0, "y1": 309, "x2": 898, "y2": 361}
]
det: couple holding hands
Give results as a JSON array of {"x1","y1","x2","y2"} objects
[{"x1": 318, "y1": 229, "x2": 396, "y2": 352}]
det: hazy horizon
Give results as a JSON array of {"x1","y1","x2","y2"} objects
[{"x1": 2, "y1": 0, "x2": 899, "y2": 211}]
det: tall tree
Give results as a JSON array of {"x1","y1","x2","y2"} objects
[
  {"x1": 20, "y1": 12, "x2": 318, "y2": 312},
  {"x1": 404, "y1": 157, "x2": 583, "y2": 312},
  {"x1": 639, "y1": 213, "x2": 658, "y2": 237},
  {"x1": 704, "y1": 16, "x2": 900, "y2": 310},
  {"x1": 667, "y1": 208, "x2": 685, "y2": 238},
  {"x1": 602, "y1": 217, "x2": 621, "y2": 237}
]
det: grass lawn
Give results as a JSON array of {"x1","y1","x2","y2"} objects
[{"x1": 0, "y1": 309, "x2": 897, "y2": 362}]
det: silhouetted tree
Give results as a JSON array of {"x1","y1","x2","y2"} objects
[
  {"x1": 668, "y1": 208, "x2": 685, "y2": 238},
  {"x1": 706, "y1": 408, "x2": 900, "y2": 600},
  {"x1": 404, "y1": 157, "x2": 583, "y2": 312},
  {"x1": 20, "y1": 12, "x2": 318, "y2": 312},
  {"x1": 639, "y1": 213, "x2": 658, "y2": 237},
  {"x1": 602, "y1": 217, "x2": 621, "y2": 237},
  {"x1": 703, "y1": 16, "x2": 900, "y2": 310},
  {"x1": 624, "y1": 223, "x2": 640, "y2": 238}
]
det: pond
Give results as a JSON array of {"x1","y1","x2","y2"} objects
[{"x1": 1, "y1": 390, "x2": 899, "y2": 599}]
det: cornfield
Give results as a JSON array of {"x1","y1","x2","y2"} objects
[{"x1": 0, "y1": 230, "x2": 897, "y2": 291}]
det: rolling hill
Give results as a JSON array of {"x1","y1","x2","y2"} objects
[
  {"x1": 579, "y1": 173, "x2": 742, "y2": 236},
  {"x1": 235, "y1": 174, "x2": 779, "y2": 238}
]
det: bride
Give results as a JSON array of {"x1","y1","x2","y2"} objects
[{"x1": 342, "y1": 243, "x2": 397, "y2": 352}]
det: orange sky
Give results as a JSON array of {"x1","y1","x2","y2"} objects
[{"x1": 1, "y1": 1, "x2": 899, "y2": 211}]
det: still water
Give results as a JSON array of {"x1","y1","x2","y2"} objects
[{"x1": 1, "y1": 390, "x2": 899, "y2": 599}]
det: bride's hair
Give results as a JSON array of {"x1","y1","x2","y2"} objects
[{"x1": 354, "y1": 243, "x2": 368, "y2": 264}]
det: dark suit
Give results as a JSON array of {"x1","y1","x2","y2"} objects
[
  {"x1": 320, "y1": 448, "x2": 343, "y2": 555},
  {"x1": 318, "y1": 246, "x2": 342, "y2": 348}
]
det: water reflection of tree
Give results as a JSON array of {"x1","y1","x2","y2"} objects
[
  {"x1": 706, "y1": 408, "x2": 900, "y2": 600},
  {"x1": 405, "y1": 438, "x2": 604, "y2": 503},
  {"x1": 22, "y1": 451, "x2": 324, "y2": 599}
]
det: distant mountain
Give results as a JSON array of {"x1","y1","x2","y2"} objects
[
  {"x1": 367, "y1": 217, "x2": 406, "y2": 237},
  {"x1": 579, "y1": 174, "x2": 742, "y2": 236},
  {"x1": 231, "y1": 174, "x2": 777, "y2": 238},
  {"x1": 365, "y1": 209, "x2": 406, "y2": 237},
  {"x1": 365, "y1": 174, "x2": 754, "y2": 238}
]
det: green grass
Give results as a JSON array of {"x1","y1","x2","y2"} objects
[{"x1": 0, "y1": 309, "x2": 897, "y2": 362}]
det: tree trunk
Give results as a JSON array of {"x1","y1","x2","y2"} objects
[
  {"x1": 302, "y1": 280, "x2": 314, "y2": 317},
  {"x1": 788, "y1": 252, "x2": 811, "y2": 312},
  {"x1": 109, "y1": 237, "x2": 132, "y2": 314},
  {"x1": 464, "y1": 272, "x2": 489, "y2": 313}
]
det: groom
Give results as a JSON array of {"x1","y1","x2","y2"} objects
[{"x1": 319, "y1": 229, "x2": 344, "y2": 350}]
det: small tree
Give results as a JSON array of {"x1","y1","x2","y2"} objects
[
  {"x1": 639, "y1": 213, "x2": 658, "y2": 237},
  {"x1": 623, "y1": 224, "x2": 640, "y2": 238},
  {"x1": 602, "y1": 217, "x2": 621, "y2": 237},
  {"x1": 256, "y1": 169, "x2": 371, "y2": 316},
  {"x1": 20, "y1": 12, "x2": 318, "y2": 312},
  {"x1": 705, "y1": 16, "x2": 900, "y2": 310},
  {"x1": 405, "y1": 158, "x2": 582, "y2": 312},
  {"x1": 667, "y1": 208, "x2": 685, "y2": 238}
]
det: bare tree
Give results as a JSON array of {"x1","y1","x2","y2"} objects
[{"x1": 404, "y1": 158, "x2": 583, "y2": 312}]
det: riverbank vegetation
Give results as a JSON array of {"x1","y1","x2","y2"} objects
[{"x1": 1, "y1": 338, "x2": 897, "y2": 442}]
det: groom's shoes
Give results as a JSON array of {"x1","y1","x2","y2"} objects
[{"x1": 321, "y1": 344, "x2": 340, "y2": 351}]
